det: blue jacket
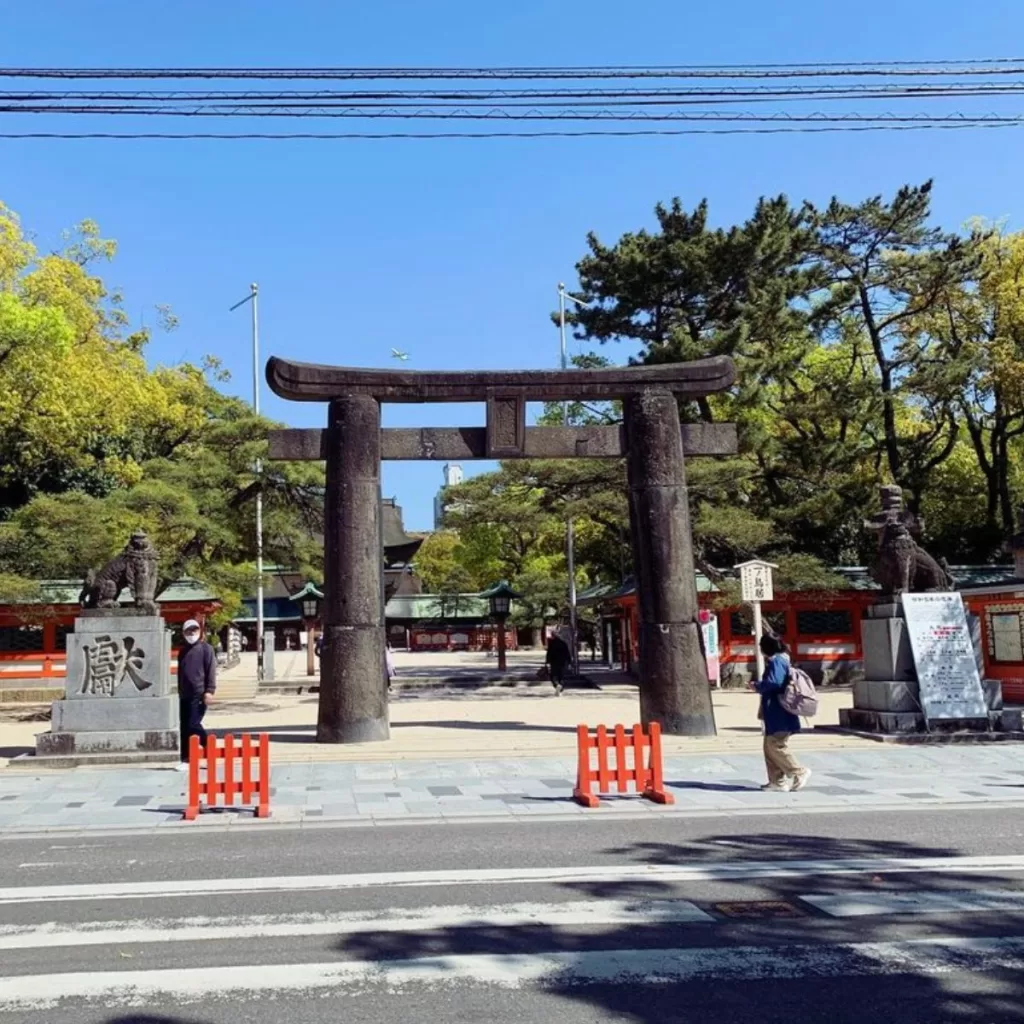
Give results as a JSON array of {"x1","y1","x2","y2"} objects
[{"x1": 756, "y1": 653, "x2": 801, "y2": 735}]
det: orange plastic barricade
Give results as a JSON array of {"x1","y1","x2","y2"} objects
[
  {"x1": 573, "y1": 722, "x2": 674, "y2": 808},
  {"x1": 184, "y1": 733, "x2": 270, "y2": 820}
]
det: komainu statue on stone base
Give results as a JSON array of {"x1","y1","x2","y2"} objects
[
  {"x1": 866, "y1": 485, "x2": 953, "y2": 596},
  {"x1": 79, "y1": 531, "x2": 160, "y2": 615}
]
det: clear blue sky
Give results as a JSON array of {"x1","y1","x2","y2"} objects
[{"x1": 4, "y1": 0, "x2": 1024, "y2": 529}]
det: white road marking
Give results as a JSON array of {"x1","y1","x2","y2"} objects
[
  {"x1": 16, "y1": 863, "x2": 59, "y2": 869},
  {"x1": 1, "y1": 937, "x2": 1023, "y2": 1010},
  {"x1": 0, "y1": 898, "x2": 712, "y2": 950},
  {"x1": 2, "y1": 854, "x2": 1023, "y2": 905},
  {"x1": 802, "y1": 889, "x2": 1024, "y2": 918}
]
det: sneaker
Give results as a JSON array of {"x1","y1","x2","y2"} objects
[
  {"x1": 760, "y1": 780, "x2": 792, "y2": 792},
  {"x1": 174, "y1": 763, "x2": 189, "y2": 773},
  {"x1": 791, "y1": 769, "x2": 812, "y2": 792}
]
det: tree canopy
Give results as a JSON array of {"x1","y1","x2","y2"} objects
[
  {"x1": 433, "y1": 182, "x2": 1022, "y2": 616},
  {"x1": 0, "y1": 201, "x2": 323, "y2": 625}
]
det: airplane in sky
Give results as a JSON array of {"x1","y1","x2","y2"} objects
[{"x1": 391, "y1": 348, "x2": 410, "y2": 361}]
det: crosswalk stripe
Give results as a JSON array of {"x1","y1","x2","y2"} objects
[
  {"x1": 2, "y1": 937, "x2": 1023, "y2": 1009},
  {"x1": 801, "y1": 889, "x2": 1024, "y2": 918},
  {"x1": 4, "y1": 854, "x2": 1024, "y2": 905},
  {"x1": 0, "y1": 898, "x2": 712, "y2": 950}
]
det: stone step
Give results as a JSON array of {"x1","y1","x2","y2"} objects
[{"x1": 214, "y1": 680, "x2": 259, "y2": 701}]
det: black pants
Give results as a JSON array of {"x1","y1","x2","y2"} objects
[
  {"x1": 549, "y1": 661, "x2": 568, "y2": 687},
  {"x1": 179, "y1": 696, "x2": 208, "y2": 762}
]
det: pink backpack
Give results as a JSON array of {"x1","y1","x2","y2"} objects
[{"x1": 780, "y1": 665, "x2": 819, "y2": 717}]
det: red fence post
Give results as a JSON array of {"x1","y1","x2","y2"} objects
[
  {"x1": 573, "y1": 724, "x2": 599, "y2": 808},
  {"x1": 184, "y1": 735, "x2": 201, "y2": 820},
  {"x1": 642, "y1": 721, "x2": 674, "y2": 805}
]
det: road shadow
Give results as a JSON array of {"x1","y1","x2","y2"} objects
[
  {"x1": 331, "y1": 828, "x2": 1022, "y2": 1024},
  {"x1": 105, "y1": 1016, "x2": 216, "y2": 1024},
  {"x1": 666, "y1": 780, "x2": 758, "y2": 793}
]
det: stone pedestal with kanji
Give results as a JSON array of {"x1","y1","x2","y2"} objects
[{"x1": 32, "y1": 611, "x2": 178, "y2": 766}]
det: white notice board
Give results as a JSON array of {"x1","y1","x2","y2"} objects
[
  {"x1": 739, "y1": 563, "x2": 774, "y2": 604},
  {"x1": 901, "y1": 593, "x2": 988, "y2": 721}
]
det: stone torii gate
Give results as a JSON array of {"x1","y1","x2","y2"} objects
[{"x1": 266, "y1": 355, "x2": 738, "y2": 744}]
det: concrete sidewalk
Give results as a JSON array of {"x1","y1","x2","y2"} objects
[{"x1": 0, "y1": 743, "x2": 1022, "y2": 834}]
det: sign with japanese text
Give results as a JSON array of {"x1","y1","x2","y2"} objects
[
  {"x1": 902, "y1": 593, "x2": 988, "y2": 721},
  {"x1": 700, "y1": 609, "x2": 720, "y2": 684},
  {"x1": 739, "y1": 562, "x2": 774, "y2": 604}
]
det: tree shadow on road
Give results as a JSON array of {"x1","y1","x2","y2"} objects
[
  {"x1": 332, "y1": 828, "x2": 1024, "y2": 1023},
  {"x1": 105, "y1": 1016, "x2": 215, "y2": 1024}
]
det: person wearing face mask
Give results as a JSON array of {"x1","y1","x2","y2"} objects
[{"x1": 176, "y1": 618, "x2": 216, "y2": 772}]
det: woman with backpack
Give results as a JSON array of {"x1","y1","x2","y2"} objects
[{"x1": 749, "y1": 633, "x2": 811, "y2": 793}]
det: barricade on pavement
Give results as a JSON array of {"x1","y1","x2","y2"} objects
[
  {"x1": 184, "y1": 733, "x2": 271, "y2": 820},
  {"x1": 573, "y1": 722, "x2": 674, "y2": 808}
]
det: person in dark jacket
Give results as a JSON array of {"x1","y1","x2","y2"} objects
[
  {"x1": 176, "y1": 618, "x2": 216, "y2": 771},
  {"x1": 749, "y1": 633, "x2": 810, "y2": 792},
  {"x1": 546, "y1": 629, "x2": 571, "y2": 695}
]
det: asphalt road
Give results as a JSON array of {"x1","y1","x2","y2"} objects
[{"x1": 1, "y1": 808, "x2": 1024, "y2": 1023}]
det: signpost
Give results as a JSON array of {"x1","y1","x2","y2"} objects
[
  {"x1": 735, "y1": 560, "x2": 778, "y2": 681},
  {"x1": 901, "y1": 593, "x2": 988, "y2": 723}
]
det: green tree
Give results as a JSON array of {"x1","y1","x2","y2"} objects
[
  {"x1": 0, "y1": 201, "x2": 326, "y2": 615},
  {"x1": 904, "y1": 226, "x2": 1024, "y2": 548},
  {"x1": 804, "y1": 181, "x2": 982, "y2": 512}
]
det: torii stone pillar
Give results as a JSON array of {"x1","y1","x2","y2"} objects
[
  {"x1": 266, "y1": 355, "x2": 737, "y2": 742},
  {"x1": 626, "y1": 390, "x2": 716, "y2": 735},
  {"x1": 320, "y1": 396, "x2": 388, "y2": 743}
]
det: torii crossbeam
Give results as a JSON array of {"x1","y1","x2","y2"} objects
[{"x1": 266, "y1": 355, "x2": 738, "y2": 744}]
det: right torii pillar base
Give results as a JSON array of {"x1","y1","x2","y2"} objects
[{"x1": 625, "y1": 389, "x2": 717, "y2": 737}]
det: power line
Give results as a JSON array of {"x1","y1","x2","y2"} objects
[
  {"x1": 4, "y1": 61, "x2": 1024, "y2": 81},
  {"x1": 2, "y1": 107, "x2": 1021, "y2": 125},
  {"x1": 0, "y1": 122, "x2": 1016, "y2": 140},
  {"x1": 7, "y1": 82, "x2": 1024, "y2": 104}
]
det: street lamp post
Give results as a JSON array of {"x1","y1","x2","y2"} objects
[
  {"x1": 230, "y1": 283, "x2": 264, "y2": 681},
  {"x1": 288, "y1": 583, "x2": 324, "y2": 678},
  {"x1": 302, "y1": 595, "x2": 321, "y2": 677},
  {"x1": 557, "y1": 282, "x2": 590, "y2": 678},
  {"x1": 481, "y1": 580, "x2": 521, "y2": 673}
]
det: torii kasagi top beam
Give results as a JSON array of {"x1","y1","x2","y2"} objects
[{"x1": 266, "y1": 356, "x2": 738, "y2": 462}]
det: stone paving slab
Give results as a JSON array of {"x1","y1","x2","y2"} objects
[{"x1": 1, "y1": 744, "x2": 1023, "y2": 833}]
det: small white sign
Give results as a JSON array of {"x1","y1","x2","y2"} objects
[
  {"x1": 738, "y1": 562, "x2": 774, "y2": 604},
  {"x1": 902, "y1": 593, "x2": 988, "y2": 721}
]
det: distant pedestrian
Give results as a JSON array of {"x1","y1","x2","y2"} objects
[
  {"x1": 314, "y1": 634, "x2": 323, "y2": 660},
  {"x1": 546, "y1": 629, "x2": 571, "y2": 695},
  {"x1": 176, "y1": 619, "x2": 216, "y2": 772},
  {"x1": 385, "y1": 641, "x2": 396, "y2": 691},
  {"x1": 749, "y1": 633, "x2": 810, "y2": 792}
]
